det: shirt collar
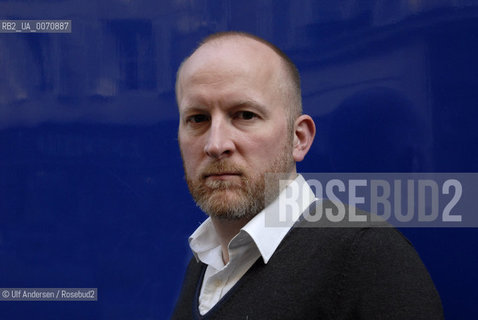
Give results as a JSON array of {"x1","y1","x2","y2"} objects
[
  {"x1": 189, "y1": 174, "x2": 316, "y2": 266},
  {"x1": 188, "y1": 217, "x2": 224, "y2": 269},
  {"x1": 242, "y1": 174, "x2": 316, "y2": 263}
]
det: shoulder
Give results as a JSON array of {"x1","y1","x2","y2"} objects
[{"x1": 275, "y1": 200, "x2": 443, "y2": 319}]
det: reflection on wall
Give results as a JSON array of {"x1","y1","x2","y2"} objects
[
  {"x1": 1, "y1": 0, "x2": 478, "y2": 129},
  {"x1": 326, "y1": 87, "x2": 426, "y2": 172}
]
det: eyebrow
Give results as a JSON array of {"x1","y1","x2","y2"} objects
[
  {"x1": 181, "y1": 99, "x2": 268, "y2": 115},
  {"x1": 181, "y1": 106, "x2": 208, "y2": 114},
  {"x1": 230, "y1": 99, "x2": 268, "y2": 115}
]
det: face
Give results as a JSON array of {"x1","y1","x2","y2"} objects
[{"x1": 177, "y1": 38, "x2": 297, "y2": 220}]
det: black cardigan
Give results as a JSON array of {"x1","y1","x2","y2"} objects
[{"x1": 172, "y1": 204, "x2": 443, "y2": 320}]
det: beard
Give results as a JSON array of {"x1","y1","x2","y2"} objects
[{"x1": 183, "y1": 141, "x2": 295, "y2": 221}]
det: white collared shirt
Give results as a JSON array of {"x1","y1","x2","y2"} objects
[{"x1": 188, "y1": 174, "x2": 316, "y2": 315}]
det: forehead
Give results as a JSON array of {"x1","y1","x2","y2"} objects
[{"x1": 178, "y1": 37, "x2": 283, "y2": 97}]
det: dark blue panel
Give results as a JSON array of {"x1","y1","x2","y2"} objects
[{"x1": 1, "y1": 1, "x2": 477, "y2": 319}]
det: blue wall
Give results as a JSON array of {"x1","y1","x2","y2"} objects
[{"x1": 1, "y1": 1, "x2": 477, "y2": 318}]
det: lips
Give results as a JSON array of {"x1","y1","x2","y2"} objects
[
  {"x1": 201, "y1": 162, "x2": 243, "y2": 180},
  {"x1": 204, "y1": 172, "x2": 241, "y2": 179}
]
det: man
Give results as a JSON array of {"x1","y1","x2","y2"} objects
[{"x1": 172, "y1": 31, "x2": 443, "y2": 319}]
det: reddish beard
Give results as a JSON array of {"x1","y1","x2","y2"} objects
[
  {"x1": 186, "y1": 161, "x2": 265, "y2": 220},
  {"x1": 184, "y1": 151, "x2": 295, "y2": 220}
]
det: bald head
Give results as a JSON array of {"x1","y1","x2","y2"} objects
[{"x1": 175, "y1": 32, "x2": 302, "y2": 124}]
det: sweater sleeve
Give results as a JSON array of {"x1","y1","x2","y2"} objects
[{"x1": 342, "y1": 227, "x2": 444, "y2": 320}]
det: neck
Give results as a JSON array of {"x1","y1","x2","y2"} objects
[{"x1": 210, "y1": 216, "x2": 251, "y2": 264}]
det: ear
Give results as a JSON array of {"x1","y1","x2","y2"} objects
[{"x1": 292, "y1": 115, "x2": 316, "y2": 162}]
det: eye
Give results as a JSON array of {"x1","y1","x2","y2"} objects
[
  {"x1": 236, "y1": 111, "x2": 257, "y2": 120},
  {"x1": 187, "y1": 114, "x2": 210, "y2": 123}
]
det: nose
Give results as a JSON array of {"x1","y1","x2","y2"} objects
[{"x1": 204, "y1": 117, "x2": 235, "y2": 159}]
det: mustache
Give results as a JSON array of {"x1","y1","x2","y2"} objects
[{"x1": 201, "y1": 161, "x2": 244, "y2": 178}]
